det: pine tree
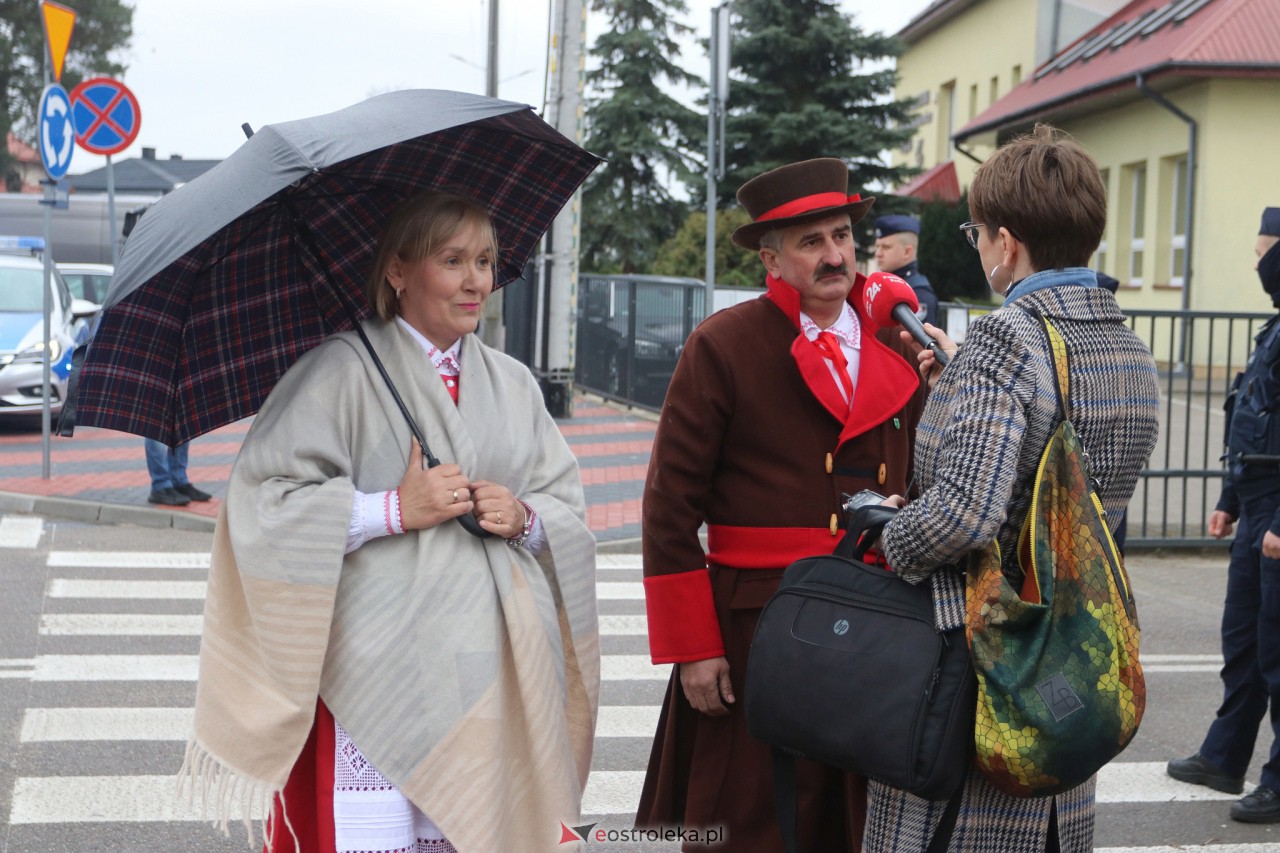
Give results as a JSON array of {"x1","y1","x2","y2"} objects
[
  {"x1": 919, "y1": 194, "x2": 992, "y2": 304},
  {"x1": 581, "y1": 0, "x2": 704, "y2": 274},
  {"x1": 722, "y1": 0, "x2": 916, "y2": 206},
  {"x1": 651, "y1": 207, "x2": 759, "y2": 288}
]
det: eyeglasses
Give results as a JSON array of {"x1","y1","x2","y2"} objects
[{"x1": 959, "y1": 221, "x2": 1023, "y2": 249}]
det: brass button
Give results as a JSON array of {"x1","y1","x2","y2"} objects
[
  {"x1": 878, "y1": 463, "x2": 887, "y2": 485},
  {"x1": 829, "y1": 513, "x2": 839, "y2": 536},
  {"x1": 825, "y1": 453, "x2": 833, "y2": 474}
]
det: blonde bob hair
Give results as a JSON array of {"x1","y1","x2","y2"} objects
[{"x1": 366, "y1": 189, "x2": 500, "y2": 321}]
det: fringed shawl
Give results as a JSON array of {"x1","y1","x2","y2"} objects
[{"x1": 181, "y1": 319, "x2": 599, "y2": 852}]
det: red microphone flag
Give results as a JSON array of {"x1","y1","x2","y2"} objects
[{"x1": 862, "y1": 271, "x2": 919, "y2": 329}]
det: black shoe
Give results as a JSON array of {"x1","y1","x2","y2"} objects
[
  {"x1": 175, "y1": 483, "x2": 213, "y2": 502},
  {"x1": 148, "y1": 487, "x2": 191, "y2": 506},
  {"x1": 1232, "y1": 786, "x2": 1280, "y2": 823},
  {"x1": 1167, "y1": 753, "x2": 1244, "y2": 794}
]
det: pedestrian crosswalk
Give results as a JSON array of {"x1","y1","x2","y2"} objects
[{"x1": 4, "y1": 517, "x2": 1279, "y2": 851}]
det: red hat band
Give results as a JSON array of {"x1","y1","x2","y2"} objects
[{"x1": 756, "y1": 192, "x2": 863, "y2": 224}]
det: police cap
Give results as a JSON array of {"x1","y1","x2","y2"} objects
[{"x1": 874, "y1": 215, "x2": 920, "y2": 239}]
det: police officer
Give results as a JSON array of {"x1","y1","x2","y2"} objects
[
  {"x1": 873, "y1": 214, "x2": 938, "y2": 326},
  {"x1": 1168, "y1": 206, "x2": 1280, "y2": 823}
]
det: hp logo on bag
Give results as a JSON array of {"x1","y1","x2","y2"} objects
[{"x1": 833, "y1": 619, "x2": 850, "y2": 636}]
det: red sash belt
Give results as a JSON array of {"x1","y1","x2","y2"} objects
[{"x1": 706, "y1": 524, "x2": 842, "y2": 568}]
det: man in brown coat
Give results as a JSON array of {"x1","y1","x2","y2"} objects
[{"x1": 635, "y1": 158, "x2": 926, "y2": 851}]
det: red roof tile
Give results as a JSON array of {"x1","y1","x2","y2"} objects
[
  {"x1": 895, "y1": 160, "x2": 961, "y2": 204},
  {"x1": 956, "y1": 0, "x2": 1280, "y2": 140},
  {"x1": 7, "y1": 132, "x2": 39, "y2": 164}
]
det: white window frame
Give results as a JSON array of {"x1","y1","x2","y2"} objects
[
  {"x1": 1170, "y1": 157, "x2": 1188, "y2": 288},
  {"x1": 1129, "y1": 164, "x2": 1146, "y2": 286},
  {"x1": 1094, "y1": 169, "x2": 1110, "y2": 274}
]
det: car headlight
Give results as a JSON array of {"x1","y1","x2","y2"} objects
[
  {"x1": 10, "y1": 340, "x2": 63, "y2": 364},
  {"x1": 634, "y1": 339, "x2": 666, "y2": 358}
]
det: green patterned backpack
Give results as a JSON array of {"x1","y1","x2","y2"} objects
[{"x1": 965, "y1": 310, "x2": 1145, "y2": 798}]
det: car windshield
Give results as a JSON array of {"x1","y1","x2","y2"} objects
[
  {"x1": 0, "y1": 266, "x2": 47, "y2": 312},
  {"x1": 62, "y1": 272, "x2": 112, "y2": 303}
]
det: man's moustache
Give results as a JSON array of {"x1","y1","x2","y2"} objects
[{"x1": 815, "y1": 265, "x2": 849, "y2": 280}]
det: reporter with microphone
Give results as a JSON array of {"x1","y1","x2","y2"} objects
[{"x1": 863, "y1": 125, "x2": 1160, "y2": 852}]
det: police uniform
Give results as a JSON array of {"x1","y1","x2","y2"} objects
[
  {"x1": 874, "y1": 214, "x2": 938, "y2": 326},
  {"x1": 1172, "y1": 207, "x2": 1280, "y2": 819}
]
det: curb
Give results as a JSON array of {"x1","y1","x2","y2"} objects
[{"x1": 0, "y1": 491, "x2": 217, "y2": 532}]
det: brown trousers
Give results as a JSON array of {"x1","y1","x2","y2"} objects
[{"x1": 636, "y1": 567, "x2": 866, "y2": 852}]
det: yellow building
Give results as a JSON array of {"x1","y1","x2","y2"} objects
[{"x1": 893, "y1": 0, "x2": 1280, "y2": 317}]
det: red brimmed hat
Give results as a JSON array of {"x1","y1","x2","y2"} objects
[{"x1": 731, "y1": 157, "x2": 876, "y2": 250}]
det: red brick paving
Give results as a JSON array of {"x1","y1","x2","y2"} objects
[{"x1": 0, "y1": 398, "x2": 652, "y2": 535}]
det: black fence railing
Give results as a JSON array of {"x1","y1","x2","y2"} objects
[
  {"x1": 572, "y1": 275, "x2": 1273, "y2": 548},
  {"x1": 575, "y1": 274, "x2": 707, "y2": 410}
]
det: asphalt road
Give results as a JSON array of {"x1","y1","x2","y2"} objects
[{"x1": 1, "y1": 514, "x2": 1277, "y2": 852}]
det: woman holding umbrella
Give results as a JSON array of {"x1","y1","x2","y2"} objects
[{"x1": 184, "y1": 190, "x2": 599, "y2": 852}]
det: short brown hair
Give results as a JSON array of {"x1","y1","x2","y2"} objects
[
  {"x1": 969, "y1": 124, "x2": 1106, "y2": 271},
  {"x1": 366, "y1": 190, "x2": 499, "y2": 321}
]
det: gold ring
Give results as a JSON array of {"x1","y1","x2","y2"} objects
[
  {"x1": 497, "y1": 512, "x2": 503, "y2": 525},
  {"x1": 451, "y1": 489, "x2": 459, "y2": 503}
]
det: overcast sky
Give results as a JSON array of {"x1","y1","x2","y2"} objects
[{"x1": 67, "y1": 0, "x2": 933, "y2": 175}]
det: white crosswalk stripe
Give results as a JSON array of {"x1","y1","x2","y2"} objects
[
  {"x1": 4, "y1": 543, "x2": 1267, "y2": 851},
  {"x1": 0, "y1": 515, "x2": 45, "y2": 549}
]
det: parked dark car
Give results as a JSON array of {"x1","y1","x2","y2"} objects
[{"x1": 576, "y1": 275, "x2": 705, "y2": 409}]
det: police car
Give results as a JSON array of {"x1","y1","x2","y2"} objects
[{"x1": 0, "y1": 237, "x2": 98, "y2": 418}]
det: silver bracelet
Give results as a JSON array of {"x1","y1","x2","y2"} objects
[{"x1": 507, "y1": 501, "x2": 534, "y2": 548}]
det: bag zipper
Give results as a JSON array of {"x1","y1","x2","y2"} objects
[{"x1": 777, "y1": 585, "x2": 934, "y2": 626}]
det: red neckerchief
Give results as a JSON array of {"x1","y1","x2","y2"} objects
[{"x1": 764, "y1": 273, "x2": 919, "y2": 445}]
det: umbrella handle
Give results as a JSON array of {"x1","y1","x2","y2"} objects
[{"x1": 424, "y1": 454, "x2": 491, "y2": 539}]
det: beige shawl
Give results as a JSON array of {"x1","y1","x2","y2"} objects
[{"x1": 181, "y1": 319, "x2": 600, "y2": 852}]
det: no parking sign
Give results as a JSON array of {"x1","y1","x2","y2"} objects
[{"x1": 69, "y1": 76, "x2": 141, "y2": 156}]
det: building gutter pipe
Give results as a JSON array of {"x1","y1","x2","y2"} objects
[
  {"x1": 1135, "y1": 72, "x2": 1195, "y2": 315},
  {"x1": 954, "y1": 141, "x2": 984, "y2": 166}
]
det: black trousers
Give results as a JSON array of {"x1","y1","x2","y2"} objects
[{"x1": 1201, "y1": 490, "x2": 1280, "y2": 790}]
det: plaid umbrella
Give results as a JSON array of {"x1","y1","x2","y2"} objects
[{"x1": 73, "y1": 89, "x2": 599, "y2": 446}]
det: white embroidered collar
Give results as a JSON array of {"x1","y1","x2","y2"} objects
[
  {"x1": 799, "y1": 301, "x2": 860, "y2": 350},
  {"x1": 395, "y1": 316, "x2": 462, "y2": 376}
]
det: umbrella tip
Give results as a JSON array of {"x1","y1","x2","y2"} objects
[{"x1": 241, "y1": 123, "x2": 255, "y2": 139}]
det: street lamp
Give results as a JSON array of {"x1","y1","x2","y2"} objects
[{"x1": 705, "y1": 2, "x2": 731, "y2": 316}]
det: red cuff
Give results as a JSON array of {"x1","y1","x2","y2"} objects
[{"x1": 643, "y1": 570, "x2": 725, "y2": 664}]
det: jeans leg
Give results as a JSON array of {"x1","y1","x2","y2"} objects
[
  {"x1": 144, "y1": 438, "x2": 174, "y2": 491},
  {"x1": 170, "y1": 442, "x2": 190, "y2": 488}
]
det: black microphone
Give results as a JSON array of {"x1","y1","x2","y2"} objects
[{"x1": 863, "y1": 271, "x2": 951, "y2": 367}]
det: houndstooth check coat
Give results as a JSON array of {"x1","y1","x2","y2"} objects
[{"x1": 869, "y1": 283, "x2": 1160, "y2": 853}]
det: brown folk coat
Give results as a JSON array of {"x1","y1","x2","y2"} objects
[{"x1": 637, "y1": 275, "x2": 926, "y2": 852}]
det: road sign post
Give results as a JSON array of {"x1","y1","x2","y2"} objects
[
  {"x1": 70, "y1": 78, "x2": 141, "y2": 268},
  {"x1": 38, "y1": 82, "x2": 75, "y2": 477}
]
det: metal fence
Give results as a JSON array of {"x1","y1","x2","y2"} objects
[
  {"x1": 573, "y1": 274, "x2": 1274, "y2": 548},
  {"x1": 575, "y1": 274, "x2": 706, "y2": 410},
  {"x1": 944, "y1": 304, "x2": 1273, "y2": 548}
]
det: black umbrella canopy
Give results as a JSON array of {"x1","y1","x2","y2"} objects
[{"x1": 74, "y1": 90, "x2": 600, "y2": 446}]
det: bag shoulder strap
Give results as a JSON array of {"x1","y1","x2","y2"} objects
[
  {"x1": 771, "y1": 748, "x2": 801, "y2": 853},
  {"x1": 1017, "y1": 304, "x2": 1070, "y2": 422}
]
